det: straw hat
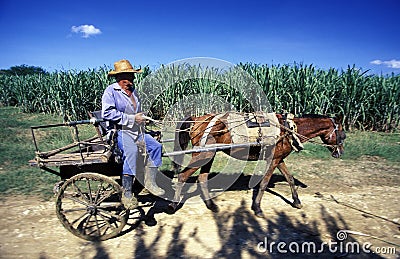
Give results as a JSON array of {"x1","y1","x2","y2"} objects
[{"x1": 108, "y1": 59, "x2": 142, "y2": 76}]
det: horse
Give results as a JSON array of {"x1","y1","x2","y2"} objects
[{"x1": 166, "y1": 112, "x2": 346, "y2": 217}]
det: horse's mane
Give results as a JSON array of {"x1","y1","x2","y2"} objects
[{"x1": 299, "y1": 114, "x2": 330, "y2": 119}]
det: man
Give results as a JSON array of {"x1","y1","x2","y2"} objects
[{"x1": 102, "y1": 59, "x2": 164, "y2": 209}]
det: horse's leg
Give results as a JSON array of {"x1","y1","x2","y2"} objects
[
  {"x1": 166, "y1": 152, "x2": 214, "y2": 214},
  {"x1": 277, "y1": 161, "x2": 302, "y2": 209},
  {"x1": 165, "y1": 167, "x2": 199, "y2": 214},
  {"x1": 198, "y1": 156, "x2": 219, "y2": 213},
  {"x1": 251, "y1": 159, "x2": 279, "y2": 217}
]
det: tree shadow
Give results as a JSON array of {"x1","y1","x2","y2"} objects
[
  {"x1": 74, "y1": 171, "x2": 389, "y2": 258},
  {"x1": 74, "y1": 199, "x2": 388, "y2": 258},
  {"x1": 213, "y1": 200, "x2": 386, "y2": 258},
  {"x1": 118, "y1": 198, "x2": 387, "y2": 258}
]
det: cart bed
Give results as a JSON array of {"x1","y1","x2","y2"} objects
[{"x1": 29, "y1": 149, "x2": 111, "y2": 167}]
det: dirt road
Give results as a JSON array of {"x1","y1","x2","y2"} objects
[{"x1": 1, "y1": 157, "x2": 399, "y2": 258}]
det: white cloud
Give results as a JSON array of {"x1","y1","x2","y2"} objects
[
  {"x1": 71, "y1": 24, "x2": 101, "y2": 38},
  {"x1": 370, "y1": 60, "x2": 383, "y2": 65},
  {"x1": 385, "y1": 59, "x2": 400, "y2": 68},
  {"x1": 370, "y1": 59, "x2": 400, "y2": 69}
]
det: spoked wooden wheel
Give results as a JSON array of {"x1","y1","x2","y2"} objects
[{"x1": 55, "y1": 173, "x2": 130, "y2": 241}]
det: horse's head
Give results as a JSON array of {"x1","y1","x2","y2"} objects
[{"x1": 321, "y1": 115, "x2": 346, "y2": 158}]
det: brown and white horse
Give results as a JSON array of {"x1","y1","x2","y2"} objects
[{"x1": 167, "y1": 113, "x2": 346, "y2": 217}]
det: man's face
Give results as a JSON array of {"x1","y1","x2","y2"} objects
[{"x1": 116, "y1": 73, "x2": 135, "y2": 90}]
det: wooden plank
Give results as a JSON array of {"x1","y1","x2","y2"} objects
[
  {"x1": 34, "y1": 150, "x2": 111, "y2": 167},
  {"x1": 37, "y1": 136, "x2": 103, "y2": 158}
]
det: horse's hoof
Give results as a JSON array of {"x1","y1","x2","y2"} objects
[
  {"x1": 251, "y1": 205, "x2": 263, "y2": 217},
  {"x1": 205, "y1": 200, "x2": 219, "y2": 213},
  {"x1": 166, "y1": 203, "x2": 177, "y2": 214},
  {"x1": 255, "y1": 211, "x2": 264, "y2": 218},
  {"x1": 293, "y1": 202, "x2": 303, "y2": 209},
  {"x1": 209, "y1": 204, "x2": 219, "y2": 213},
  {"x1": 144, "y1": 216, "x2": 157, "y2": 226}
]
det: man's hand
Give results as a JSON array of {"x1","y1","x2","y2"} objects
[{"x1": 135, "y1": 113, "x2": 146, "y2": 124}]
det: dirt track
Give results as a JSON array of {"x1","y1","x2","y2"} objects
[{"x1": 1, "y1": 157, "x2": 399, "y2": 258}]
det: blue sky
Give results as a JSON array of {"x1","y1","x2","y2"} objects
[{"x1": 0, "y1": 0, "x2": 399, "y2": 75}]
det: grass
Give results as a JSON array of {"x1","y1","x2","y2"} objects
[
  {"x1": 343, "y1": 131, "x2": 400, "y2": 162},
  {"x1": 0, "y1": 106, "x2": 97, "y2": 199},
  {"x1": 288, "y1": 131, "x2": 400, "y2": 162},
  {"x1": 0, "y1": 107, "x2": 60, "y2": 198},
  {"x1": 0, "y1": 106, "x2": 399, "y2": 199}
]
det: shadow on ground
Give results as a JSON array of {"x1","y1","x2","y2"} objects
[{"x1": 66, "y1": 173, "x2": 390, "y2": 258}]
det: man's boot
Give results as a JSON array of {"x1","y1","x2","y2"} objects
[
  {"x1": 121, "y1": 174, "x2": 138, "y2": 209},
  {"x1": 144, "y1": 166, "x2": 165, "y2": 196}
]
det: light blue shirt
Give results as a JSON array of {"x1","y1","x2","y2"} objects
[
  {"x1": 101, "y1": 82, "x2": 142, "y2": 131},
  {"x1": 102, "y1": 83, "x2": 162, "y2": 171}
]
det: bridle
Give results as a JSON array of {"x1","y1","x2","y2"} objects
[
  {"x1": 325, "y1": 118, "x2": 345, "y2": 155},
  {"x1": 292, "y1": 117, "x2": 344, "y2": 156},
  {"x1": 325, "y1": 118, "x2": 339, "y2": 142}
]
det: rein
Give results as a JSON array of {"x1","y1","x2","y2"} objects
[
  {"x1": 145, "y1": 113, "x2": 256, "y2": 135},
  {"x1": 144, "y1": 113, "x2": 342, "y2": 150}
]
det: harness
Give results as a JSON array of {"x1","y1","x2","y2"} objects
[
  {"x1": 199, "y1": 113, "x2": 226, "y2": 147},
  {"x1": 142, "y1": 112, "x2": 344, "y2": 156},
  {"x1": 282, "y1": 113, "x2": 304, "y2": 152},
  {"x1": 326, "y1": 118, "x2": 343, "y2": 154}
]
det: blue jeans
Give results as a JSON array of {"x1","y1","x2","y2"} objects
[{"x1": 117, "y1": 131, "x2": 162, "y2": 176}]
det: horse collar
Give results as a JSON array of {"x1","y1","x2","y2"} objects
[{"x1": 284, "y1": 113, "x2": 304, "y2": 152}]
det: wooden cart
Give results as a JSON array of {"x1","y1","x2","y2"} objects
[
  {"x1": 29, "y1": 113, "x2": 145, "y2": 241},
  {"x1": 29, "y1": 112, "x2": 270, "y2": 241}
]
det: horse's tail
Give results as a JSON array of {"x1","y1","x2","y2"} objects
[{"x1": 172, "y1": 115, "x2": 192, "y2": 173}]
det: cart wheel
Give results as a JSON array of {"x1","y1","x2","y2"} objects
[{"x1": 55, "y1": 172, "x2": 130, "y2": 241}]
